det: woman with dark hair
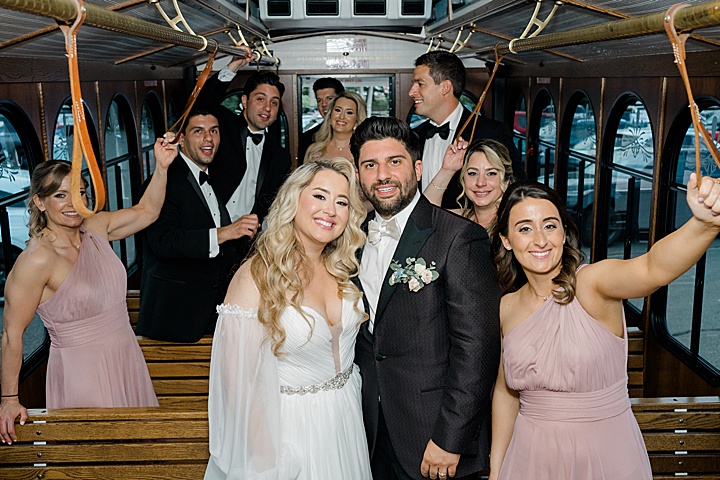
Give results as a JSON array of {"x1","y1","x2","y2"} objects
[
  {"x1": 426, "y1": 138, "x2": 514, "y2": 236},
  {"x1": 489, "y1": 176, "x2": 720, "y2": 480},
  {"x1": 0, "y1": 135, "x2": 177, "y2": 445}
]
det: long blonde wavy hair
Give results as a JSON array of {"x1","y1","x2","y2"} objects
[
  {"x1": 305, "y1": 91, "x2": 367, "y2": 163},
  {"x1": 250, "y1": 157, "x2": 368, "y2": 355}
]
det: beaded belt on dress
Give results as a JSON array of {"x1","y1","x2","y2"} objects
[{"x1": 280, "y1": 365, "x2": 353, "y2": 395}]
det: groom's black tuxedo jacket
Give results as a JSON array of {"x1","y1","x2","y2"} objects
[
  {"x1": 355, "y1": 195, "x2": 501, "y2": 479},
  {"x1": 413, "y1": 107, "x2": 526, "y2": 209}
]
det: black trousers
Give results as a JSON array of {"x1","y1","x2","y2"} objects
[{"x1": 371, "y1": 404, "x2": 480, "y2": 480}]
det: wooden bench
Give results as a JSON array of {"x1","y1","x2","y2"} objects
[
  {"x1": 128, "y1": 290, "x2": 213, "y2": 410},
  {"x1": 631, "y1": 396, "x2": 720, "y2": 479},
  {"x1": 628, "y1": 326, "x2": 645, "y2": 397},
  {"x1": 1, "y1": 407, "x2": 209, "y2": 479}
]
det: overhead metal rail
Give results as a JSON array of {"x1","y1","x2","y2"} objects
[
  {"x1": 0, "y1": 0, "x2": 274, "y2": 64},
  {"x1": 471, "y1": 0, "x2": 720, "y2": 59}
]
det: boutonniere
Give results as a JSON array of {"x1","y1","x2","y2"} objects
[{"x1": 389, "y1": 257, "x2": 439, "y2": 292}]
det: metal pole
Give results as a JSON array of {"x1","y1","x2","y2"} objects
[
  {"x1": 472, "y1": 1, "x2": 720, "y2": 57},
  {"x1": 0, "y1": 0, "x2": 259, "y2": 60}
]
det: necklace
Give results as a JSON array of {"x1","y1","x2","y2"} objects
[
  {"x1": 528, "y1": 284, "x2": 551, "y2": 302},
  {"x1": 44, "y1": 229, "x2": 81, "y2": 250},
  {"x1": 333, "y1": 140, "x2": 350, "y2": 151}
]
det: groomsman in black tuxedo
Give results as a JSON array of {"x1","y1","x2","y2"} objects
[
  {"x1": 137, "y1": 110, "x2": 260, "y2": 343},
  {"x1": 409, "y1": 51, "x2": 526, "y2": 209},
  {"x1": 352, "y1": 117, "x2": 500, "y2": 480},
  {"x1": 196, "y1": 48, "x2": 291, "y2": 261}
]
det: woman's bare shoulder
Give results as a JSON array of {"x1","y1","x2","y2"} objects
[
  {"x1": 8, "y1": 238, "x2": 56, "y2": 282},
  {"x1": 224, "y1": 260, "x2": 261, "y2": 309}
]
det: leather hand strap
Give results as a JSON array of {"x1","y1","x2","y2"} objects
[
  {"x1": 167, "y1": 41, "x2": 220, "y2": 144},
  {"x1": 664, "y1": 3, "x2": 720, "y2": 178},
  {"x1": 456, "y1": 44, "x2": 505, "y2": 146},
  {"x1": 59, "y1": 0, "x2": 105, "y2": 217}
]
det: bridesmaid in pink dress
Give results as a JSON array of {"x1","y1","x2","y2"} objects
[
  {"x1": 488, "y1": 176, "x2": 720, "y2": 480},
  {"x1": 0, "y1": 133, "x2": 178, "y2": 445}
]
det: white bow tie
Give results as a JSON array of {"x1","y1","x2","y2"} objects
[{"x1": 367, "y1": 219, "x2": 401, "y2": 245}]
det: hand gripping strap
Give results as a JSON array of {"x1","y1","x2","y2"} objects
[
  {"x1": 59, "y1": 0, "x2": 105, "y2": 217},
  {"x1": 664, "y1": 3, "x2": 720, "y2": 179}
]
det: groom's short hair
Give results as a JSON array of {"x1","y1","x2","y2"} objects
[{"x1": 350, "y1": 116, "x2": 422, "y2": 166}]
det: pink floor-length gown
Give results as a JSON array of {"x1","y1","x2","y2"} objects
[
  {"x1": 498, "y1": 292, "x2": 652, "y2": 480},
  {"x1": 37, "y1": 226, "x2": 158, "y2": 408}
]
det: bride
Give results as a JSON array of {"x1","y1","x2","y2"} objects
[{"x1": 204, "y1": 156, "x2": 371, "y2": 479}]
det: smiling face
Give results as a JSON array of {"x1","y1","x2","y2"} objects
[
  {"x1": 357, "y1": 137, "x2": 422, "y2": 219},
  {"x1": 294, "y1": 169, "x2": 351, "y2": 250},
  {"x1": 315, "y1": 87, "x2": 339, "y2": 118},
  {"x1": 179, "y1": 114, "x2": 219, "y2": 169},
  {"x1": 331, "y1": 97, "x2": 359, "y2": 134},
  {"x1": 500, "y1": 197, "x2": 566, "y2": 278},
  {"x1": 463, "y1": 151, "x2": 508, "y2": 210},
  {"x1": 33, "y1": 174, "x2": 87, "y2": 230},
  {"x1": 408, "y1": 65, "x2": 449, "y2": 122},
  {"x1": 242, "y1": 83, "x2": 281, "y2": 132}
]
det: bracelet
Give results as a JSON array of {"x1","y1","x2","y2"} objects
[
  {"x1": 1, "y1": 394, "x2": 18, "y2": 398},
  {"x1": 430, "y1": 182, "x2": 447, "y2": 191}
]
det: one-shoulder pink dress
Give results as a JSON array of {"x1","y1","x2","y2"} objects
[
  {"x1": 36, "y1": 226, "x2": 158, "y2": 408},
  {"x1": 498, "y1": 294, "x2": 652, "y2": 480}
]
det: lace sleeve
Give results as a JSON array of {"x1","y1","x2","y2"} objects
[{"x1": 204, "y1": 305, "x2": 299, "y2": 480}]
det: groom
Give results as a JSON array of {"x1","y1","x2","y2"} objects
[{"x1": 351, "y1": 117, "x2": 500, "y2": 480}]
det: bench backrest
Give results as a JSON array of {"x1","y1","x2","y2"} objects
[
  {"x1": 1, "y1": 407, "x2": 209, "y2": 479},
  {"x1": 631, "y1": 396, "x2": 720, "y2": 478}
]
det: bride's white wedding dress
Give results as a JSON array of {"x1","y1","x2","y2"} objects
[{"x1": 204, "y1": 298, "x2": 372, "y2": 480}]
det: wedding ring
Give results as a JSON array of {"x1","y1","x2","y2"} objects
[{"x1": 438, "y1": 473, "x2": 446, "y2": 478}]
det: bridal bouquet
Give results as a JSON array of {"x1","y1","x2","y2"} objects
[{"x1": 389, "y1": 257, "x2": 439, "y2": 292}]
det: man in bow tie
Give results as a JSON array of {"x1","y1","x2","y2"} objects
[
  {"x1": 352, "y1": 116, "x2": 501, "y2": 480},
  {"x1": 409, "y1": 51, "x2": 525, "y2": 209},
  {"x1": 137, "y1": 109, "x2": 261, "y2": 343},
  {"x1": 196, "y1": 46, "x2": 291, "y2": 262}
]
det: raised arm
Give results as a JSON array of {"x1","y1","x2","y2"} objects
[
  {"x1": 0, "y1": 248, "x2": 51, "y2": 444},
  {"x1": 196, "y1": 46, "x2": 254, "y2": 109},
  {"x1": 423, "y1": 138, "x2": 468, "y2": 206},
  {"x1": 585, "y1": 173, "x2": 720, "y2": 301},
  {"x1": 85, "y1": 134, "x2": 177, "y2": 241}
]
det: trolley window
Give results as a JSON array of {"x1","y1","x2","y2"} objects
[
  {"x1": 661, "y1": 100, "x2": 720, "y2": 382},
  {"x1": 141, "y1": 92, "x2": 164, "y2": 180}
]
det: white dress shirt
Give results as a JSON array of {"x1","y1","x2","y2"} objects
[
  {"x1": 359, "y1": 191, "x2": 421, "y2": 333},
  {"x1": 421, "y1": 102, "x2": 465, "y2": 191},
  {"x1": 226, "y1": 129, "x2": 264, "y2": 221},
  {"x1": 180, "y1": 152, "x2": 221, "y2": 258}
]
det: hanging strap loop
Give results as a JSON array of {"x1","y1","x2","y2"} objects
[
  {"x1": 59, "y1": 0, "x2": 105, "y2": 217},
  {"x1": 167, "y1": 40, "x2": 221, "y2": 144},
  {"x1": 664, "y1": 3, "x2": 720, "y2": 179},
  {"x1": 456, "y1": 44, "x2": 506, "y2": 145}
]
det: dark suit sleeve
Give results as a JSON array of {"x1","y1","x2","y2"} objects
[
  {"x1": 432, "y1": 224, "x2": 501, "y2": 453},
  {"x1": 145, "y1": 188, "x2": 213, "y2": 260},
  {"x1": 196, "y1": 72, "x2": 233, "y2": 110},
  {"x1": 253, "y1": 147, "x2": 291, "y2": 223}
]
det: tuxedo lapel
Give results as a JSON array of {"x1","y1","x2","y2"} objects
[
  {"x1": 374, "y1": 200, "x2": 435, "y2": 325},
  {"x1": 254, "y1": 143, "x2": 271, "y2": 202},
  {"x1": 184, "y1": 169, "x2": 213, "y2": 218}
]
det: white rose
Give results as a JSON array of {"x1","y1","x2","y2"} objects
[
  {"x1": 421, "y1": 269, "x2": 434, "y2": 284},
  {"x1": 408, "y1": 278, "x2": 422, "y2": 292},
  {"x1": 414, "y1": 263, "x2": 427, "y2": 274}
]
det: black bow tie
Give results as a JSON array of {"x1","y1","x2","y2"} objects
[
  {"x1": 249, "y1": 132, "x2": 264, "y2": 145},
  {"x1": 424, "y1": 122, "x2": 451, "y2": 140},
  {"x1": 199, "y1": 171, "x2": 210, "y2": 185}
]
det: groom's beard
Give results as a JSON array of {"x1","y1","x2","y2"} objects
[{"x1": 361, "y1": 177, "x2": 418, "y2": 219}]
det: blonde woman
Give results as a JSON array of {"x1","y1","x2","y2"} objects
[
  {"x1": 304, "y1": 91, "x2": 367, "y2": 164},
  {"x1": 205, "y1": 157, "x2": 371, "y2": 479},
  {"x1": 426, "y1": 138, "x2": 514, "y2": 236}
]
